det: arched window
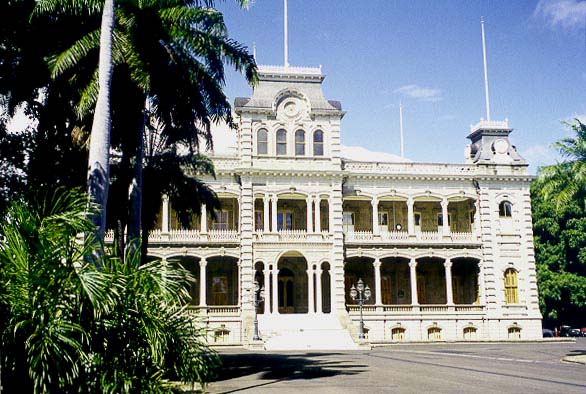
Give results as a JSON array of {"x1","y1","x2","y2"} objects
[
  {"x1": 499, "y1": 201, "x2": 512, "y2": 217},
  {"x1": 214, "y1": 327, "x2": 231, "y2": 343},
  {"x1": 508, "y1": 326, "x2": 521, "y2": 340},
  {"x1": 276, "y1": 129, "x2": 287, "y2": 156},
  {"x1": 295, "y1": 130, "x2": 305, "y2": 156},
  {"x1": 504, "y1": 268, "x2": 519, "y2": 304},
  {"x1": 257, "y1": 129, "x2": 268, "y2": 155},
  {"x1": 391, "y1": 327, "x2": 406, "y2": 341},
  {"x1": 428, "y1": 327, "x2": 441, "y2": 341},
  {"x1": 313, "y1": 130, "x2": 324, "y2": 156},
  {"x1": 463, "y1": 326, "x2": 477, "y2": 340}
]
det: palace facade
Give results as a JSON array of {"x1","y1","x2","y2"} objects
[{"x1": 120, "y1": 64, "x2": 542, "y2": 348}]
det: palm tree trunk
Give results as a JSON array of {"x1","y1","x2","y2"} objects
[
  {"x1": 87, "y1": 0, "x2": 115, "y2": 241},
  {"x1": 126, "y1": 102, "x2": 145, "y2": 256}
]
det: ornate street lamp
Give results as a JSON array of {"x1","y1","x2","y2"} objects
[
  {"x1": 349, "y1": 278, "x2": 371, "y2": 340},
  {"x1": 252, "y1": 279, "x2": 265, "y2": 341}
]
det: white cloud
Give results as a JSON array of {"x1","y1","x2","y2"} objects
[
  {"x1": 341, "y1": 145, "x2": 409, "y2": 163},
  {"x1": 533, "y1": 0, "x2": 586, "y2": 30},
  {"x1": 394, "y1": 84, "x2": 442, "y2": 102}
]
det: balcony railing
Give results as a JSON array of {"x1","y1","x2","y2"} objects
[
  {"x1": 187, "y1": 306, "x2": 240, "y2": 316},
  {"x1": 347, "y1": 304, "x2": 485, "y2": 314},
  {"x1": 345, "y1": 230, "x2": 479, "y2": 244},
  {"x1": 253, "y1": 230, "x2": 331, "y2": 242},
  {"x1": 104, "y1": 229, "x2": 240, "y2": 244}
]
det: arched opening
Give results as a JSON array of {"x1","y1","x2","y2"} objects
[
  {"x1": 276, "y1": 129, "x2": 287, "y2": 155},
  {"x1": 380, "y1": 257, "x2": 411, "y2": 304},
  {"x1": 313, "y1": 130, "x2": 324, "y2": 156},
  {"x1": 463, "y1": 326, "x2": 477, "y2": 340},
  {"x1": 295, "y1": 129, "x2": 305, "y2": 156},
  {"x1": 321, "y1": 262, "x2": 331, "y2": 313},
  {"x1": 170, "y1": 255, "x2": 200, "y2": 306},
  {"x1": 254, "y1": 261, "x2": 265, "y2": 314},
  {"x1": 504, "y1": 268, "x2": 519, "y2": 304},
  {"x1": 214, "y1": 326, "x2": 231, "y2": 343},
  {"x1": 508, "y1": 326, "x2": 521, "y2": 340},
  {"x1": 257, "y1": 128, "x2": 268, "y2": 155},
  {"x1": 391, "y1": 327, "x2": 406, "y2": 341},
  {"x1": 499, "y1": 201, "x2": 513, "y2": 217},
  {"x1": 451, "y1": 258, "x2": 480, "y2": 304},
  {"x1": 344, "y1": 257, "x2": 375, "y2": 305},
  {"x1": 416, "y1": 257, "x2": 446, "y2": 304},
  {"x1": 277, "y1": 253, "x2": 308, "y2": 313},
  {"x1": 207, "y1": 256, "x2": 239, "y2": 306},
  {"x1": 428, "y1": 326, "x2": 442, "y2": 341}
]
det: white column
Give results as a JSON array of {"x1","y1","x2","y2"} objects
[
  {"x1": 407, "y1": 197, "x2": 415, "y2": 236},
  {"x1": 306, "y1": 196, "x2": 313, "y2": 233},
  {"x1": 409, "y1": 259, "x2": 418, "y2": 305},
  {"x1": 236, "y1": 260, "x2": 241, "y2": 305},
  {"x1": 272, "y1": 267, "x2": 279, "y2": 314},
  {"x1": 263, "y1": 268, "x2": 271, "y2": 313},
  {"x1": 314, "y1": 196, "x2": 321, "y2": 233},
  {"x1": 200, "y1": 204, "x2": 207, "y2": 234},
  {"x1": 162, "y1": 195, "x2": 169, "y2": 233},
  {"x1": 474, "y1": 198, "x2": 481, "y2": 237},
  {"x1": 271, "y1": 194, "x2": 278, "y2": 233},
  {"x1": 478, "y1": 262, "x2": 485, "y2": 305},
  {"x1": 445, "y1": 259, "x2": 454, "y2": 305},
  {"x1": 372, "y1": 197, "x2": 379, "y2": 235},
  {"x1": 315, "y1": 266, "x2": 323, "y2": 313},
  {"x1": 374, "y1": 259, "x2": 382, "y2": 305},
  {"x1": 441, "y1": 198, "x2": 450, "y2": 236},
  {"x1": 199, "y1": 258, "x2": 207, "y2": 307},
  {"x1": 263, "y1": 194, "x2": 270, "y2": 232},
  {"x1": 307, "y1": 267, "x2": 315, "y2": 314}
]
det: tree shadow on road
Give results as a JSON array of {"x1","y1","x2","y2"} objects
[{"x1": 210, "y1": 351, "x2": 367, "y2": 389}]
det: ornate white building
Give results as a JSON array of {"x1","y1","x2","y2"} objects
[{"x1": 139, "y1": 64, "x2": 542, "y2": 349}]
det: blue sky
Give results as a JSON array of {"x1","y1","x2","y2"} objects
[{"x1": 216, "y1": 0, "x2": 586, "y2": 171}]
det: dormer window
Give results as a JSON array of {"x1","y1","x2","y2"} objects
[
  {"x1": 499, "y1": 201, "x2": 512, "y2": 218},
  {"x1": 257, "y1": 129, "x2": 268, "y2": 155},
  {"x1": 295, "y1": 130, "x2": 305, "y2": 156},
  {"x1": 313, "y1": 130, "x2": 324, "y2": 156},
  {"x1": 276, "y1": 129, "x2": 287, "y2": 155}
]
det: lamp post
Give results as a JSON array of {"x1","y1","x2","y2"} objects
[
  {"x1": 252, "y1": 279, "x2": 265, "y2": 341},
  {"x1": 350, "y1": 278, "x2": 371, "y2": 340}
]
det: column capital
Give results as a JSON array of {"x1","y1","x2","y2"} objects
[
  {"x1": 199, "y1": 258, "x2": 207, "y2": 267},
  {"x1": 263, "y1": 194, "x2": 271, "y2": 203},
  {"x1": 314, "y1": 194, "x2": 321, "y2": 202},
  {"x1": 373, "y1": 259, "x2": 381, "y2": 268},
  {"x1": 271, "y1": 193, "x2": 278, "y2": 201},
  {"x1": 371, "y1": 196, "x2": 379, "y2": 206},
  {"x1": 407, "y1": 196, "x2": 414, "y2": 205},
  {"x1": 441, "y1": 198, "x2": 449, "y2": 208},
  {"x1": 409, "y1": 259, "x2": 417, "y2": 268},
  {"x1": 162, "y1": 194, "x2": 169, "y2": 202},
  {"x1": 444, "y1": 259, "x2": 452, "y2": 269}
]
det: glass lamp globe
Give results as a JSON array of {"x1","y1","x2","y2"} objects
[
  {"x1": 350, "y1": 285, "x2": 357, "y2": 300},
  {"x1": 357, "y1": 278, "x2": 364, "y2": 292},
  {"x1": 364, "y1": 285, "x2": 372, "y2": 300}
]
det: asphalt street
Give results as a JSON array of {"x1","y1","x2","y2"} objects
[{"x1": 207, "y1": 338, "x2": 586, "y2": 393}]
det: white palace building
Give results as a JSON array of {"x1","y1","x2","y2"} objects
[{"x1": 134, "y1": 63, "x2": 542, "y2": 349}]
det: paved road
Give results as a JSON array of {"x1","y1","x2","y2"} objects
[{"x1": 207, "y1": 338, "x2": 586, "y2": 393}]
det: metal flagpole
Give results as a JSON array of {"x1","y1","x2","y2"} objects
[
  {"x1": 481, "y1": 16, "x2": 491, "y2": 121},
  {"x1": 284, "y1": 0, "x2": 289, "y2": 67},
  {"x1": 399, "y1": 102, "x2": 405, "y2": 158}
]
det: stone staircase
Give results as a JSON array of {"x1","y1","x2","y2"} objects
[{"x1": 258, "y1": 314, "x2": 360, "y2": 351}]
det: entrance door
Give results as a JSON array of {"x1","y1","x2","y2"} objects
[{"x1": 278, "y1": 269, "x2": 295, "y2": 313}]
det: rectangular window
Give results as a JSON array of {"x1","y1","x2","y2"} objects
[
  {"x1": 213, "y1": 210, "x2": 229, "y2": 230},
  {"x1": 343, "y1": 212, "x2": 355, "y2": 233},
  {"x1": 277, "y1": 211, "x2": 293, "y2": 231},
  {"x1": 255, "y1": 210, "x2": 263, "y2": 231}
]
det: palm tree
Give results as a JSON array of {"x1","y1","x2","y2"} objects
[
  {"x1": 536, "y1": 120, "x2": 586, "y2": 211},
  {"x1": 37, "y1": 0, "x2": 257, "y2": 246}
]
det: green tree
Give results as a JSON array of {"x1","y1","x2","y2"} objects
[{"x1": 533, "y1": 120, "x2": 586, "y2": 327}]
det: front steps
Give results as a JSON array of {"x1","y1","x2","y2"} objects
[{"x1": 257, "y1": 314, "x2": 360, "y2": 351}]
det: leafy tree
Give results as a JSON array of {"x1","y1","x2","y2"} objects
[{"x1": 533, "y1": 120, "x2": 586, "y2": 327}]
